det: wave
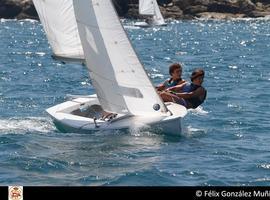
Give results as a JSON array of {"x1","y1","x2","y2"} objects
[
  {"x1": 188, "y1": 106, "x2": 209, "y2": 116},
  {"x1": 0, "y1": 18, "x2": 38, "y2": 23},
  {"x1": 18, "y1": 19, "x2": 39, "y2": 23},
  {"x1": 10, "y1": 51, "x2": 46, "y2": 56},
  {"x1": 0, "y1": 117, "x2": 56, "y2": 134},
  {"x1": 0, "y1": 18, "x2": 16, "y2": 22},
  {"x1": 123, "y1": 25, "x2": 141, "y2": 30},
  {"x1": 193, "y1": 16, "x2": 270, "y2": 22},
  {"x1": 183, "y1": 125, "x2": 207, "y2": 137}
]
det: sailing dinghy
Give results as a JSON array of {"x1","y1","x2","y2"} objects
[
  {"x1": 135, "y1": 0, "x2": 167, "y2": 27},
  {"x1": 32, "y1": 0, "x2": 84, "y2": 63},
  {"x1": 46, "y1": 0, "x2": 187, "y2": 136}
]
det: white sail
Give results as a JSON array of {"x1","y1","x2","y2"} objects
[
  {"x1": 138, "y1": 0, "x2": 166, "y2": 26},
  {"x1": 139, "y1": 0, "x2": 155, "y2": 16},
  {"x1": 32, "y1": 0, "x2": 84, "y2": 61},
  {"x1": 152, "y1": 0, "x2": 166, "y2": 25},
  {"x1": 73, "y1": 0, "x2": 167, "y2": 116}
]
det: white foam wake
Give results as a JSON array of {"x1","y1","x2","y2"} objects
[
  {"x1": 182, "y1": 125, "x2": 207, "y2": 137},
  {"x1": 188, "y1": 106, "x2": 209, "y2": 116},
  {"x1": 0, "y1": 117, "x2": 55, "y2": 134}
]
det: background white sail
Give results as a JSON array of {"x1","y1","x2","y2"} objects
[
  {"x1": 33, "y1": 0, "x2": 84, "y2": 61},
  {"x1": 152, "y1": 0, "x2": 166, "y2": 25},
  {"x1": 139, "y1": 0, "x2": 155, "y2": 16},
  {"x1": 139, "y1": 0, "x2": 166, "y2": 26},
  {"x1": 73, "y1": 0, "x2": 167, "y2": 116}
]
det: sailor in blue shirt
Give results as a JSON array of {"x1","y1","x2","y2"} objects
[{"x1": 160, "y1": 68, "x2": 207, "y2": 109}]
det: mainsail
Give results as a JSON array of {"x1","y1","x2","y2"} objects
[
  {"x1": 139, "y1": 0, "x2": 166, "y2": 25},
  {"x1": 32, "y1": 0, "x2": 84, "y2": 61},
  {"x1": 73, "y1": 0, "x2": 167, "y2": 116}
]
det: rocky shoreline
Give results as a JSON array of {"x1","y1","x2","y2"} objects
[{"x1": 0, "y1": 0, "x2": 270, "y2": 20}]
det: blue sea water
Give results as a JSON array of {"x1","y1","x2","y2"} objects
[{"x1": 0, "y1": 18, "x2": 270, "y2": 186}]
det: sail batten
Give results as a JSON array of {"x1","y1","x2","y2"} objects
[
  {"x1": 73, "y1": 0, "x2": 167, "y2": 116},
  {"x1": 33, "y1": 0, "x2": 84, "y2": 61}
]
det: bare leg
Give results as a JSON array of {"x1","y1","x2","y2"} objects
[
  {"x1": 159, "y1": 91, "x2": 187, "y2": 107},
  {"x1": 101, "y1": 111, "x2": 117, "y2": 120}
]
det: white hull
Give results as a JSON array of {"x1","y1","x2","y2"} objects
[
  {"x1": 134, "y1": 21, "x2": 167, "y2": 28},
  {"x1": 134, "y1": 21, "x2": 152, "y2": 28},
  {"x1": 46, "y1": 95, "x2": 187, "y2": 136},
  {"x1": 51, "y1": 54, "x2": 85, "y2": 64}
]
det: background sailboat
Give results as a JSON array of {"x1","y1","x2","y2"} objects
[
  {"x1": 135, "y1": 0, "x2": 167, "y2": 27},
  {"x1": 46, "y1": 0, "x2": 186, "y2": 136},
  {"x1": 32, "y1": 0, "x2": 84, "y2": 63}
]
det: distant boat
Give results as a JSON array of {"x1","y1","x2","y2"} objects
[
  {"x1": 46, "y1": 0, "x2": 187, "y2": 136},
  {"x1": 32, "y1": 0, "x2": 84, "y2": 63},
  {"x1": 134, "y1": 0, "x2": 167, "y2": 27}
]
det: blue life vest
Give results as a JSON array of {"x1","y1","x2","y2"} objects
[{"x1": 182, "y1": 83, "x2": 207, "y2": 108}]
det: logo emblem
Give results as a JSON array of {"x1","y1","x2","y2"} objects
[{"x1": 9, "y1": 186, "x2": 23, "y2": 200}]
